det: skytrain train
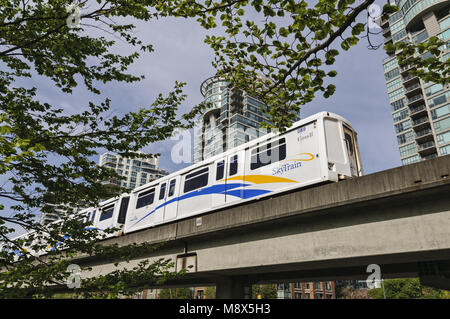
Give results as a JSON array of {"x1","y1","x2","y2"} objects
[{"x1": 3, "y1": 111, "x2": 363, "y2": 257}]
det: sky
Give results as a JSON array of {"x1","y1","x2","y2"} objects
[{"x1": 2, "y1": 0, "x2": 403, "y2": 235}]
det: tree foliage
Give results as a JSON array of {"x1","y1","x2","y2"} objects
[
  {"x1": 0, "y1": 0, "x2": 200, "y2": 298},
  {"x1": 252, "y1": 284, "x2": 277, "y2": 299},
  {"x1": 368, "y1": 278, "x2": 450, "y2": 299}
]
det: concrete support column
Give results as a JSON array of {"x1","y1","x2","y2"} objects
[{"x1": 215, "y1": 276, "x2": 252, "y2": 299}]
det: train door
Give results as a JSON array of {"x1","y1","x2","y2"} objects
[
  {"x1": 153, "y1": 181, "x2": 167, "y2": 225},
  {"x1": 212, "y1": 158, "x2": 226, "y2": 208},
  {"x1": 117, "y1": 196, "x2": 130, "y2": 225},
  {"x1": 343, "y1": 125, "x2": 359, "y2": 177},
  {"x1": 225, "y1": 150, "x2": 246, "y2": 204},
  {"x1": 163, "y1": 176, "x2": 181, "y2": 221}
]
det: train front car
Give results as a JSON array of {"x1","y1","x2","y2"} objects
[
  {"x1": 223, "y1": 112, "x2": 364, "y2": 202},
  {"x1": 122, "y1": 112, "x2": 363, "y2": 235},
  {"x1": 320, "y1": 112, "x2": 363, "y2": 180}
]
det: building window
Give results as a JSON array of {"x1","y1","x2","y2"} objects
[
  {"x1": 305, "y1": 293, "x2": 310, "y2": 299},
  {"x1": 428, "y1": 92, "x2": 450, "y2": 108},
  {"x1": 197, "y1": 290, "x2": 204, "y2": 299},
  {"x1": 397, "y1": 130, "x2": 414, "y2": 145},
  {"x1": 440, "y1": 16, "x2": 450, "y2": 30},
  {"x1": 437, "y1": 130, "x2": 450, "y2": 145},
  {"x1": 434, "y1": 117, "x2": 450, "y2": 133},
  {"x1": 390, "y1": 98, "x2": 406, "y2": 112},
  {"x1": 388, "y1": 88, "x2": 404, "y2": 102},
  {"x1": 425, "y1": 83, "x2": 443, "y2": 97},
  {"x1": 394, "y1": 119, "x2": 412, "y2": 133},
  {"x1": 399, "y1": 142, "x2": 417, "y2": 157},
  {"x1": 384, "y1": 67, "x2": 400, "y2": 81},
  {"x1": 392, "y1": 109, "x2": 409, "y2": 123},
  {"x1": 401, "y1": 155, "x2": 420, "y2": 165},
  {"x1": 314, "y1": 282, "x2": 321, "y2": 290},
  {"x1": 430, "y1": 103, "x2": 450, "y2": 120},
  {"x1": 325, "y1": 282, "x2": 332, "y2": 290},
  {"x1": 294, "y1": 293, "x2": 302, "y2": 299},
  {"x1": 440, "y1": 144, "x2": 450, "y2": 155},
  {"x1": 386, "y1": 77, "x2": 403, "y2": 92},
  {"x1": 315, "y1": 293, "x2": 323, "y2": 299}
]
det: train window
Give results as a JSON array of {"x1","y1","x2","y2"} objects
[
  {"x1": 184, "y1": 167, "x2": 209, "y2": 193},
  {"x1": 91, "y1": 210, "x2": 96, "y2": 222},
  {"x1": 136, "y1": 189, "x2": 155, "y2": 209},
  {"x1": 229, "y1": 155, "x2": 238, "y2": 176},
  {"x1": 168, "y1": 179, "x2": 176, "y2": 197},
  {"x1": 159, "y1": 183, "x2": 167, "y2": 200},
  {"x1": 99, "y1": 205, "x2": 114, "y2": 221},
  {"x1": 216, "y1": 161, "x2": 225, "y2": 181},
  {"x1": 250, "y1": 138, "x2": 286, "y2": 170},
  {"x1": 344, "y1": 133, "x2": 354, "y2": 156}
]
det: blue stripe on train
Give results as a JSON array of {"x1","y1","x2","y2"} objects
[{"x1": 131, "y1": 183, "x2": 271, "y2": 228}]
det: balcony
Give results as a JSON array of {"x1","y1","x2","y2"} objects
[
  {"x1": 384, "y1": 35, "x2": 393, "y2": 44},
  {"x1": 407, "y1": 93, "x2": 424, "y2": 107},
  {"x1": 412, "y1": 116, "x2": 431, "y2": 130},
  {"x1": 415, "y1": 128, "x2": 434, "y2": 143},
  {"x1": 400, "y1": 64, "x2": 415, "y2": 75},
  {"x1": 421, "y1": 153, "x2": 438, "y2": 161},
  {"x1": 402, "y1": 74, "x2": 419, "y2": 86},
  {"x1": 409, "y1": 104, "x2": 427, "y2": 118},
  {"x1": 418, "y1": 141, "x2": 436, "y2": 156},
  {"x1": 404, "y1": 83, "x2": 422, "y2": 96}
]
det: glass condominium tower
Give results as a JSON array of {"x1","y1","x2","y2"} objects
[
  {"x1": 381, "y1": 0, "x2": 450, "y2": 165},
  {"x1": 193, "y1": 75, "x2": 300, "y2": 163},
  {"x1": 99, "y1": 151, "x2": 168, "y2": 190}
]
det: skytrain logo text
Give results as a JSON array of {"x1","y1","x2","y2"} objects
[
  {"x1": 271, "y1": 153, "x2": 316, "y2": 176},
  {"x1": 272, "y1": 161, "x2": 302, "y2": 176}
]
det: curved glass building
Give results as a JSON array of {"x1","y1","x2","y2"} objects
[
  {"x1": 193, "y1": 76, "x2": 299, "y2": 163},
  {"x1": 381, "y1": 0, "x2": 450, "y2": 165}
]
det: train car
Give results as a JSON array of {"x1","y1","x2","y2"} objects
[
  {"x1": 5, "y1": 111, "x2": 362, "y2": 249},
  {"x1": 123, "y1": 111, "x2": 363, "y2": 234}
]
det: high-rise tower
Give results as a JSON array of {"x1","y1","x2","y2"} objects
[
  {"x1": 381, "y1": 0, "x2": 450, "y2": 165},
  {"x1": 193, "y1": 76, "x2": 300, "y2": 163}
]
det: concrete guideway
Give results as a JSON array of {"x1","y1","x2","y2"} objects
[{"x1": 76, "y1": 155, "x2": 450, "y2": 298}]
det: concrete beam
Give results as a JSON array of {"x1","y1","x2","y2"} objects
[{"x1": 69, "y1": 155, "x2": 450, "y2": 289}]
